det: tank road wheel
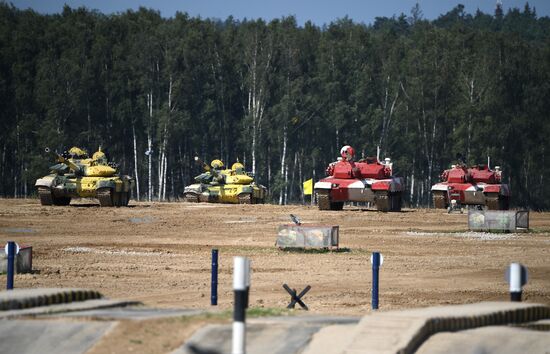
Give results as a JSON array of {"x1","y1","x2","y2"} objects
[
  {"x1": 183, "y1": 193, "x2": 199, "y2": 203},
  {"x1": 38, "y1": 187, "x2": 53, "y2": 206},
  {"x1": 375, "y1": 191, "x2": 390, "y2": 212},
  {"x1": 97, "y1": 188, "x2": 113, "y2": 207},
  {"x1": 112, "y1": 192, "x2": 122, "y2": 207},
  {"x1": 52, "y1": 196, "x2": 71, "y2": 206},
  {"x1": 486, "y1": 193, "x2": 509, "y2": 210},
  {"x1": 121, "y1": 192, "x2": 130, "y2": 207},
  {"x1": 238, "y1": 193, "x2": 252, "y2": 204},
  {"x1": 432, "y1": 191, "x2": 447, "y2": 209}
]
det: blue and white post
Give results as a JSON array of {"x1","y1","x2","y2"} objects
[
  {"x1": 244, "y1": 258, "x2": 251, "y2": 308},
  {"x1": 232, "y1": 257, "x2": 249, "y2": 354},
  {"x1": 6, "y1": 241, "x2": 16, "y2": 290},
  {"x1": 211, "y1": 249, "x2": 218, "y2": 306},
  {"x1": 371, "y1": 252, "x2": 383, "y2": 310},
  {"x1": 507, "y1": 263, "x2": 528, "y2": 302}
]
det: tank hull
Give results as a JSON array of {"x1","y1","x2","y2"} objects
[
  {"x1": 314, "y1": 176, "x2": 404, "y2": 212},
  {"x1": 431, "y1": 182, "x2": 510, "y2": 210}
]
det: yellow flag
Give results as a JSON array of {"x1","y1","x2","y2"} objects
[{"x1": 303, "y1": 178, "x2": 313, "y2": 195}]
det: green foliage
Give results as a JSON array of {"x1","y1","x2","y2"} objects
[{"x1": 1, "y1": 3, "x2": 549, "y2": 209}]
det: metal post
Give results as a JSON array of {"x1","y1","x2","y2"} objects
[
  {"x1": 211, "y1": 249, "x2": 218, "y2": 306},
  {"x1": 509, "y1": 263, "x2": 522, "y2": 302},
  {"x1": 7, "y1": 241, "x2": 15, "y2": 290},
  {"x1": 244, "y1": 258, "x2": 251, "y2": 308},
  {"x1": 372, "y1": 252, "x2": 380, "y2": 310},
  {"x1": 232, "y1": 257, "x2": 247, "y2": 354}
]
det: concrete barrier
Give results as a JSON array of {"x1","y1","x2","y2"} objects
[
  {"x1": 0, "y1": 246, "x2": 32, "y2": 274},
  {"x1": 276, "y1": 225, "x2": 339, "y2": 249},
  {"x1": 0, "y1": 288, "x2": 103, "y2": 311},
  {"x1": 304, "y1": 302, "x2": 550, "y2": 354}
]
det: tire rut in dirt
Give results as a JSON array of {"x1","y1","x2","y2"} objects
[
  {"x1": 433, "y1": 191, "x2": 447, "y2": 209},
  {"x1": 38, "y1": 187, "x2": 53, "y2": 206},
  {"x1": 97, "y1": 188, "x2": 113, "y2": 207}
]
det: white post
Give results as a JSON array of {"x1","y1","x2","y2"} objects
[
  {"x1": 233, "y1": 257, "x2": 248, "y2": 354},
  {"x1": 509, "y1": 263, "x2": 522, "y2": 301}
]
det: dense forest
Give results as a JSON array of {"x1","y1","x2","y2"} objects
[{"x1": 1, "y1": 2, "x2": 549, "y2": 208}]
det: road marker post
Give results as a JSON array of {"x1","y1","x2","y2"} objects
[
  {"x1": 232, "y1": 257, "x2": 249, "y2": 354},
  {"x1": 211, "y1": 249, "x2": 218, "y2": 306},
  {"x1": 506, "y1": 263, "x2": 528, "y2": 302},
  {"x1": 371, "y1": 252, "x2": 384, "y2": 310},
  {"x1": 5, "y1": 241, "x2": 20, "y2": 290}
]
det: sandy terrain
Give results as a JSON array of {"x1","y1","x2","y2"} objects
[{"x1": 1, "y1": 198, "x2": 549, "y2": 316}]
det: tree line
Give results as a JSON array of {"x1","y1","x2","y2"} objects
[{"x1": 1, "y1": 2, "x2": 549, "y2": 209}]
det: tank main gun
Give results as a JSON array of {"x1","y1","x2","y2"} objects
[
  {"x1": 194, "y1": 156, "x2": 211, "y2": 172},
  {"x1": 45, "y1": 147, "x2": 84, "y2": 175}
]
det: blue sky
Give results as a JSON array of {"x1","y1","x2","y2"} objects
[{"x1": 9, "y1": 0, "x2": 550, "y2": 26}]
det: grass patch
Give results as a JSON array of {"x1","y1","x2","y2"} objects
[
  {"x1": 247, "y1": 307, "x2": 292, "y2": 317},
  {"x1": 278, "y1": 247, "x2": 351, "y2": 254}
]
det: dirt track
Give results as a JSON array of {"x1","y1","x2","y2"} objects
[{"x1": 1, "y1": 199, "x2": 549, "y2": 315}]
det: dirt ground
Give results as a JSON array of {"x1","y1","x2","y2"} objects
[{"x1": 1, "y1": 198, "x2": 549, "y2": 316}]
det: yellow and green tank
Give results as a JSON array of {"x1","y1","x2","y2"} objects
[
  {"x1": 183, "y1": 157, "x2": 267, "y2": 204},
  {"x1": 35, "y1": 147, "x2": 135, "y2": 207}
]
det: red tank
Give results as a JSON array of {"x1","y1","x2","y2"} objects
[
  {"x1": 314, "y1": 145, "x2": 405, "y2": 211},
  {"x1": 431, "y1": 163, "x2": 510, "y2": 210}
]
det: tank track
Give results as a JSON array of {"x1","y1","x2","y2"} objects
[
  {"x1": 375, "y1": 192, "x2": 390, "y2": 212},
  {"x1": 390, "y1": 192, "x2": 402, "y2": 212},
  {"x1": 317, "y1": 191, "x2": 331, "y2": 210},
  {"x1": 38, "y1": 187, "x2": 53, "y2": 206},
  {"x1": 486, "y1": 193, "x2": 509, "y2": 210},
  {"x1": 183, "y1": 194, "x2": 199, "y2": 203},
  {"x1": 432, "y1": 191, "x2": 447, "y2": 209},
  {"x1": 97, "y1": 188, "x2": 113, "y2": 207},
  {"x1": 238, "y1": 193, "x2": 252, "y2": 204}
]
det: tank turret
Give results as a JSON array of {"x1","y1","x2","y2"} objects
[
  {"x1": 193, "y1": 156, "x2": 224, "y2": 184},
  {"x1": 45, "y1": 147, "x2": 116, "y2": 177},
  {"x1": 45, "y1": 147, "x2": 85, "y2": 175}
]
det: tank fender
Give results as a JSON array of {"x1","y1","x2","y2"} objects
[
  {"x1": 431, "y1": 183, "x2": 449, "y2": 192},
  {"x1": 371, "y1": 181, "x2": 391, "y2": 191},
  {"x1": 238, "y1": 186, "x2": 253, "y2": 194},
  {"x1": 483, "y1": 184, "x2": 501, "y2": 194},
  {"x1": 184, "y1": 184, "x2": 203, "y2": 194},
  {"x1": 484, "y1": 184, "x2": 510, "y2": 196},
  {"x1": 96, "y1": 179, "x2": 116, "y2": 190},
  {"x1": 314, "y1": 181, "x2": 332, "y2": 190},
  {"x1": 371, "y1": 177, "x2": 404, "y2": 192},
  {"x1": 35, "y1": 175, "x2": 56, "y2": 188}
]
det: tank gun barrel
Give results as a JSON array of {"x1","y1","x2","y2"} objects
[
  {"x1": 45, "y1": 147, "x2": 83, "y2": 174},
  {"x1": 194, "y1": 156, "x2": 211, "y2": 172}
]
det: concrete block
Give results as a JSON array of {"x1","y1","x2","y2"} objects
[
  {"x1": 0, "y1": 246, "x2": 32, "y2": 274},
  {"x1": 468, "y1": 210, "x2": 529, "y2": 232},
  {"x1": 276, "y1": 225, "x2": 339, "y2": 249}
]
